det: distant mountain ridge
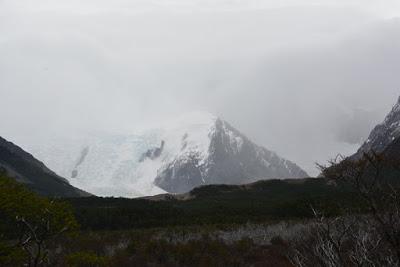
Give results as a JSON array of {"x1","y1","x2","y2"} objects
[
  {"x1": 355, "y1": 96, "x2": 400, "y2": 158},
  {"x1": 0, "y1": 136, "x2": 90, "y2": 197},
  {"x1": 27, "y1": 112, "x2": 308, "y2": 197}
]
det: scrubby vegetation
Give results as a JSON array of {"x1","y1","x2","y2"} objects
[
  {"x1": 66, "y1": 178, "x2": 360, "y2": 231},
  {"x1": 1, "y1": 152, "x2": 400, "y2": 266},
  {"x1": 289, "y1": 152, "x2": 400, "y2": 266},
  {"x1": 0, "y1": 171, "x2": 77, "y2": 266},
  {"x1": 54, "y1": 224, "x2": 295, "y2": 266}
]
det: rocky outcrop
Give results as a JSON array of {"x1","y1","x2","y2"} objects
[{"x1": 139, "y1": 141, "x2": 165, "y2": 162}]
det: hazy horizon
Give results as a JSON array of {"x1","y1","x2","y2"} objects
[{"x1": 1, "y1": 0, "x2": 400, "y2": 175}]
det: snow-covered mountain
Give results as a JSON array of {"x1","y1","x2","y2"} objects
[
  {"x1": 355, "y1": 96, "x2": 400, "y2": 157},
  {"x1": 25, "y1": 112, "x2": 308, "y2": 197}
]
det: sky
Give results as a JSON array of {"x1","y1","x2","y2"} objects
[{"x1": 1, "y1": 0, "x2": 400, "y2": 175}]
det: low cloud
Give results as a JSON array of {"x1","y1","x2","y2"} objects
[{"x1": 1, "y1": 1, "x2": 400, "y2": 175}]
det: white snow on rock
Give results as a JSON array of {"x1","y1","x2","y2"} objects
[
  {"x1": 356, "y1": 96, "x2": 400, "y2": 157},
  {"x1": 24, "y1": 111, "x2": 306, "y2": 197},
  {"x1": 25, "y1": 112, "x2": 218, "y2": 197}
]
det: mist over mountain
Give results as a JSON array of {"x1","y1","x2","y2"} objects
[
  {"x1": 333, "y1": 108, "x2": 383, "y2": 145},
  {"x1": 355, "y1": 97, "x2": 400, "y2": 158},
  {"x1": 0, "y1": 136, "x2": 89, "y2": 197},
  {"x1": 2, "y1": 1, "x2": 400, "y2": 176},
  {"x1": 26, "y1": 112, "x2": 307, "y2": 197},
  {"x1": 2, "y1": 1, "x2": 400, "y2": 266}
]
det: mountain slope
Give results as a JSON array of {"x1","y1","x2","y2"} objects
[
  {"x1": 355, "y1": 96, "x2": 400, "y2": 157},
  {"x1": 27, "y1": 112, "x2": 308, "y2": 197},
  {"x1": 155, "y1": 115, "x2": 308, "y2": 193},
  {"x1": 0, "y1": 136, "x2": 90, "y2": 197}
]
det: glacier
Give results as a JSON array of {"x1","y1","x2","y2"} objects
[
  {"x1": 25, "y1": 112, "x2": 219, "y2": 197},
  {"x1": 24, "y1": 111, "x2": 307, "y2": 197}
]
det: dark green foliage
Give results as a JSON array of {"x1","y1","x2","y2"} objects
[
  {"x1": 0, "y1": 172, "x2": 78, "y2": 266},
  {"x1": 67, "y1": 178, "x2": 361, "y2": 231},
  {"x1": 65, "y1": 252, "x2": 108, "y2": 267},
  {"x1": 0, "y1": 243, "x2": 26, "y2": 266}
]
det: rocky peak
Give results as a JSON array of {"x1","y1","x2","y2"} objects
[
  {"x1": 356, "y1": 96, "x2": 400, "y2": 157},
  {"x1": 26, "y1": 111, "x2": 308, "y2": 197},
  {"x1": 154, "y1": 116, "x2": 308, "y2": 194}
]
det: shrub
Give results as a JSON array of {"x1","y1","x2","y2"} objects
[
  {"x1": 66, "y1": 252, "x2": 108, "y2": 267},
  {"x1": 0, "y1": 172, "x2": 78, "y2": 266}
]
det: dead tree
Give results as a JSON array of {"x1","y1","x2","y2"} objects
[{"x1": 289, "y1": 152, "x2": 400, "y2": 267}]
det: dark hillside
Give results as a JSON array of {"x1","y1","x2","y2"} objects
[
  {"x1": 0, "y1": 136, "x2": 90, "y2": 197},
  {"x1": 67, "y1": 178, "x2": 359, "y2": 231}
]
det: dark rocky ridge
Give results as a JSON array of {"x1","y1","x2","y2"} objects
[
  {"x1": 323, "y1": 97, "x2": 400, "y2": 180},
  {"x1": 0, "y1": 136, "x2": 90, "y2": 197},
  {"x1": 355, "y1": 96, "x2": 400, "y2": 158}
]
